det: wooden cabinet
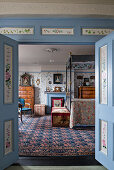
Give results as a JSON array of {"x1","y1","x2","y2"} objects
[
  {"x1": 19, "y1": 86, "x2": 34, "y2": 112},
  {"x1": 78, "y1": 86, "x2": 95, "y2": 99}
]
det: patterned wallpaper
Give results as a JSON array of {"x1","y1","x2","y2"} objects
[
  {"x1": 19, "y1": 64, "x2": 94, "y2": 104},
  {"x1": 19, "y1": 71, "x2": 67, "y2": 105}
]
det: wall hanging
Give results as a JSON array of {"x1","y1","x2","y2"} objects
[
  {"x1": 0, "y1": 27, "x2": 34, "y2": 34},
  {"x1": 42, "y1": 28, "x2": 74, "y2": 35},
  {"x1": 82, "y1": 28, "x2": 114, "y2": 35},
  {"x1": 4, "y1": 44, "x2": 13, "y2": 104}
]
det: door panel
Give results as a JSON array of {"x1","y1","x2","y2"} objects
[
  {"x1": 95, "y1": 32, "x2": 114, "y2": 170},
  {"x1": 0, "y1": 34, "x2": 18, "y2": 170}
]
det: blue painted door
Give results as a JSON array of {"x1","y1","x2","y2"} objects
[
  {"x1": 95, "y1": 31, "x2": 114, "y2": 170},
  {"x1": 0, "y1": 34, "x2": 18, "y2": 170}
]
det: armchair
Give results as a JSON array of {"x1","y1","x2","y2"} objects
[{"x1": 18, "y1": 98, "x2": 32, "y2": 116}]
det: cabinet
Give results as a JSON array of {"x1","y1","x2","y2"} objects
[
  {"x1": 78, "y1": 86, "x2": 95, "y2": 99},
  {"x1": 19, "y1": 86, "x2": 34, "y2": 112},
  {"x1": 34, "y1": 104, "x2": 45, "y2": 116}
]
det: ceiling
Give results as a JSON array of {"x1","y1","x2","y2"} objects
[
  {"x1": 1, "y1": 0, "x2": 114, "y2": 5},
  {"x1": 19, "y1": 44, "x2": 95, "y2": 66},
  {"x1": 0, "y1": 0, "x2": 114, "y2": 18}
]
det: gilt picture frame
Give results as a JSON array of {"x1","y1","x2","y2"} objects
[{"x1": 21, "y1": 72, "x2": 31, "y2": 86}]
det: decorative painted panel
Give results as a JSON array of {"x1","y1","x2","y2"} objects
[
  {"x1": 42, "y1": 28, "x2": 74, "y2": 35},
  {"x1": 100, "y1": 45, "x2": 107, "y2": 104},
  {"x1": 4, "y1": 120, "x2": 13, "y2": 155},
  {"x1": 72, "y1": 61, "x2": 95, "y2": 70},
  {"x1": 100, "y1": 120, "x2": 107, "y2": 155},
  {"x1": 0, "y1": 27, "x2": 34, "y2": 34},
  {"x1": 4, "y1": 44, "x2": 13, "y2": 104},
  {"x1": 82, "y1": 28, "x2": 114, "y2": 35}
]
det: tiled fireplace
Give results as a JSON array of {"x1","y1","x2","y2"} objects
[{"x1": 46, "y1": 92, "x2": 66, "y2": 113}]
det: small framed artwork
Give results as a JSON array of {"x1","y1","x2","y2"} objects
[
  {"x1": 53, "y1": 74, "x2": 63, "y2": 84},
  {"x1": 100, "y1": 120, "x2": 107, "y2": 155},
  {"x1": 21, "y1": 72, "x2": 31, "y2": 86},
  {"x1": 51, "y1": 97, "x2": 64, "y2": 107},
  {"x1": 52, "y1": 99, "x2": 63, "y2": 107},
  {"x1": 4, "y1": 120, "x2": 13, "y2": 155},
  {"x1": 84, "y1": 78, "x2": 89, "y2": 82}
]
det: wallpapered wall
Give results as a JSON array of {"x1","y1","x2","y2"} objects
[
  {"x1": 19, "y1": 71, "x2": 67, "y2": 104},
  {"x1": 19, "y1": 62, "x2": 94, "y2": 104}
]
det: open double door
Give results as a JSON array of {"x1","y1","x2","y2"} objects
[{"x1": 0, "y1": 32, "x2": 114, "y2": 170}]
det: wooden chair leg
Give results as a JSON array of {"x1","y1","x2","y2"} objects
[
  {"x1": 20, "y1": 111, "x2": 22, "y2": 122},
  {"x1": 31, "y1": 110, "x2": 33, "y2": 117}
]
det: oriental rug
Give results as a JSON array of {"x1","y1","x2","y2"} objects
[{"x1": 18, "y1": 115, "x2": 95, "y2": 156}]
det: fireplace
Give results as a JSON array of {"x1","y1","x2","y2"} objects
[
  {"x1": 51, "y1": 97, "x2": 64, "y2": 107},
  {"x1": 45, "y1": 92, "x2": 66, "y2": 113}
]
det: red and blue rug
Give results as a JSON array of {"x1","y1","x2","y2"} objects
[{"x1": 18, "y1": 115, "x2": 95, "y2": 156}]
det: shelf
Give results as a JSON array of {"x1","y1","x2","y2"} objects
[{"x1": 45, "y1": 91, "x2": 66, "y2": 94}]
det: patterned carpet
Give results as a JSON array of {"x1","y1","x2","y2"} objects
[{"x1": 18, "y1": 115, "x2": 95, "y2": 156}]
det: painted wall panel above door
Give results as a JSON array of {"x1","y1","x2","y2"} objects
[{"x1": 0, "y1": 18, "x2": 114, "y2": 43}]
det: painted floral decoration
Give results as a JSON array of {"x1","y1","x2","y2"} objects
[{"x1": 5, "y1": 64, "x2": 11, "y2": 88}]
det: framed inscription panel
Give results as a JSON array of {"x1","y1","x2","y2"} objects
[
  {"x1": 4, "y1": 44, "x2": 13, "y2": 104},
  {"x1": 100, "y1": 120, "x2": 108, "y2": 155},
  {"x1": 100, "y1": 45, "x2": 107, "y2": 104},
  {"x1": 4, "y1": 120, "x2": 13, "y2": 155}
]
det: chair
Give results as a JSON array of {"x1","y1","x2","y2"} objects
[
  {"x1": 18, "y1": 102, "x2": 23, "y2": 122},
  {"x1": 18, "y1": 98, "x2": 32, "y2": 116}
]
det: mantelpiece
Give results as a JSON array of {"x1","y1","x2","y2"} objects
[
  {"x1": 45, "y1": 92, "x2": 66, "y2": 94},
  {"x1": 46, "y1": 92, "x2": 66, "y2": 113}
]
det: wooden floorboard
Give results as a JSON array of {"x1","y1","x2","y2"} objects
[{"x1": 13, "y1": 156, "x2": 101, "y2": 166}]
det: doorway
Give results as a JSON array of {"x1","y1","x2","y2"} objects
[{"x1": 18, "y1": 44, "x2": 96, "y2": 158}]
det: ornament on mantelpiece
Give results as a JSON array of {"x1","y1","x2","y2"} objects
[{"x1": 46, "y1": 87, "x2": 50, "y2": 92}]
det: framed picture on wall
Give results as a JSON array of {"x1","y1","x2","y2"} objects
[
  {"x1": 21, "y1": 72, "x2": 31, "y2": 86},
  {"x1": 53, "y1": 74, "x2": 63, "y2": 84}
]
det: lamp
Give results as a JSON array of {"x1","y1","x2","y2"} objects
[
  {"x1": 44, "y1": 48, "x2": 58, "y2": 64},
  {"x1": 45, "y1": 48, "x2": 58, "y2": 53}
]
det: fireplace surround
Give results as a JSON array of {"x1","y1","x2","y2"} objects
[{"x1": 45, "y1": 92, "x2": 66, "y2": 113}]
